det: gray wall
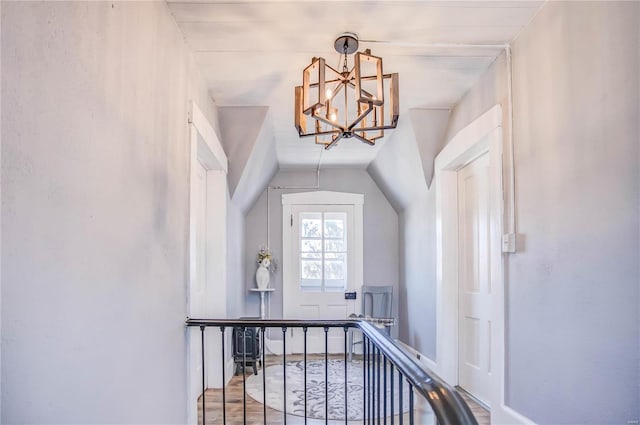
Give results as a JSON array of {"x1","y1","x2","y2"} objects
[
  {"x1": 396, "y1": 1, "x2": 639, "y2": 423},
  {"x1": 227, "y1": 198, "x2": 246, "y2": 318},
  {"x1": 396, "y1": 193, "x2": 437, "y2": 359},
  {"x1": 244, "y1": 169, "x2": 399, "y2": 332},
  {"x1": 1, "y1": 2, "x2": 231, "y2": 422}
]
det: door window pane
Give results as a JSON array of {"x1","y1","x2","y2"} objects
[
  {"x1": 299, "y1": 211, "x2": 348, "y2": 292},
  {"x1": 302, "y1": 239, "x2": 322, "y2": 253},
  {"x1": 302, "y1": 214, "x2": 322, "y2": 238}
]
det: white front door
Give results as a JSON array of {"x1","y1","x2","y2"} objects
[
  {"x1": 457, "y1": 152, "x2": 492, "y2": 406},
  {"x1": 284, "y1": 204, "x2": 358, "y2": 353}
]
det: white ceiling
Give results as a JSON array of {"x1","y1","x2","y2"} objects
[{"x1": 167, "y1": 1, "x2": 542, "y2": 168}]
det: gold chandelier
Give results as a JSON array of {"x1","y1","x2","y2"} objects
[{"x1": 294, "y1": 32, "x2": 399, "y2": 150}]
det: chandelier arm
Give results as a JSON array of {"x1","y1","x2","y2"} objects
[
  {"x1": 307, "y1": 73, "x2": 394, "y2": 88},
  {"x1": 298, "y1": 130, "x2": 340, "y2": 138},
  {"x1": 344, "y1": 79, "x2": 376, "y2": 99},
  {"x1": 357, "y1": 124, "x2": 398, "y2": 132},
  {"x1": 352, "y1": 133, "x2": 376, "y2": 146},
  {"x1": 325, "y1": 64, "x2": 349, "y2": 82},
  {"x1": 346, "y1": 105, "x2": 374, "y2": 131},
  {"x1": 324, "y1": 133, "x2": 344, "y2": 150}
]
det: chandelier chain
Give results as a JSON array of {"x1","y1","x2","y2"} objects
[{"x1": 342, "y1": 41, "x2": 349, "y2": 73}]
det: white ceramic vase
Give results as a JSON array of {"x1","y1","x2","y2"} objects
[{"x1": 256, "y1": 258, "x2": 270, "y2": 289}]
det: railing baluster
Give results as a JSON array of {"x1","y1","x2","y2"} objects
[
  {"x1": 200, "y1": 325, "x2": 205, "y2": 425},
  {"x1": 344, "y1": 327, "x2": 348, "y2": 425},
  {"x1": 383, "y1": 355, "x2": 387, "y2": 425},
  {"x1": 390, "y1": 363, "x2": 394, "y2": 425},
  {"x1": 368, "y1": 339, "x2": 372, "y2": 425},
  {"x1": 304, "y1": 327, "x2": 308, "y2": 425},
  {"x1": 242, "y1": 327, "x2": 247, "y2": 425},
  {"x1": 261, "y1": 327, "x2": 266, "y2": 425},
  {"x1": 324, "y1": 326, "x2": 329, "y2": 425},
  {"x1": 398, "y1": 371, "x2": 403, "y2": 425},
  {"x1": 409, "y1": 383, "x2": 414, "y2": 425},
  {"x1": 283, "y1": 327, "x2": 287, "y2": 425},
  {"x1": 377, "y1": 347, "x2": 381, "y2": 425},
  {"x1": 372, "y1": 345, "x2": 376, "y2": 425},
  {"x1": 221, "y1": 327, "x2": 227, "y2": 425},
  {"x1": 363, "y1": 334, "x2": 367, "y2": 425}
]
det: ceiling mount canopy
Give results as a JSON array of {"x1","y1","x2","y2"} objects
[{"x1": 295, "y1": 32, "x2": 399, "y2": 150}]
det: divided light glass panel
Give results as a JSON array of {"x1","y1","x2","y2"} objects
[{"x1": 300, "y1": 211, "x2": 347, "y2": 292}]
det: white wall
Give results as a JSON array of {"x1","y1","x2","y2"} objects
[
  {"x1": 244, "y1": 168, "x2": 399, "y2": 333},
  {"x1": 1, "y1": 2, "x2": 225, "y2": 422},
  {"x1": 503, "y1": 2, "x2": 639, "y2": 422},
  {"x1": 392, "y1": 1, "x2": 639, "y2": 423},
  {"x1": 369, "y1": 2, "x2": 638, "y2": 422}
]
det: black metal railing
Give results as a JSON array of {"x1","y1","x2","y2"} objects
[{"x1": 186, "y1": 318, "x2": 477, "y2": 425}]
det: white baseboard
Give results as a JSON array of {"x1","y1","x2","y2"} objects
[{"x1": 493, "y1": 404, "x2": 536, "y2": 425}]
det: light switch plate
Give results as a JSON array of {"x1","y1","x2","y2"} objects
[{"x1": 502, "y1": 233, "x2": 517, "y2": 253}]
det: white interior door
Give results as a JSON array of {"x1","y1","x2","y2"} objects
[
  {"x1": 457, "y1": 152, "x2": 492, "y2": 406},
  {"x1": 285, "y1": 204, "x2": 357, "y2": 353}
]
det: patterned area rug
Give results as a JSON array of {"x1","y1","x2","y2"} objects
[{"x1": 245, "y1": 359, "x2": 410, "y2": 421}]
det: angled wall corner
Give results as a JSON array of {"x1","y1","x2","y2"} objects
[
  {"x1": 409, "y1": 108, "x2": 451, "y2": 189},
  {"x1": 218, "y1": 106, "x2": 278, "y2": 213},
  {"x1": 367, "y1": 121, "x2": 429, "y2": 213}
]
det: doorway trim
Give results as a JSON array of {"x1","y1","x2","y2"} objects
[
  {"x1": 434, "y1": 105, "x2": 506, "y2": 417},
  {"x1": 186, "y1": 101, "x2": 229, "y2": 425}
]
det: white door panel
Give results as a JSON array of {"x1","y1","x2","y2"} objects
[{"x1": 458, "y1": 152, "x2": 492, "y2": 406}]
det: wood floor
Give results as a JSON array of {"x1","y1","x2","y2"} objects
[{"x1": 198, "y1": 355, "x2": 489, "y2": 425}]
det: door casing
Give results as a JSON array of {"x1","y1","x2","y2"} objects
[
  {"x1": 434, "y1": 104, "x2": 505, "y2": 416},
  {"x1": 186, "y1": 101, "x2": 229, "y2": 425}
]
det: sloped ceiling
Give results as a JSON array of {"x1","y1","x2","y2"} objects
[
  {"x1": 219, "y1": 106, "x2": 278, "y2": 212},
  {"x1": 168, "y1": 1, "x2": 542, "y2": 206}
]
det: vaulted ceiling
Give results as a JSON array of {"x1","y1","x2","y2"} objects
[
  {"x1": 168, "y1": 1, "x2": 544, "y2": 211},
  {"x1": 168, "y1": 0, "x2": 542, "y2": 173}
]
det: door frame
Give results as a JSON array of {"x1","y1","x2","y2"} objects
[
  {"x1": 186, "y1": 101, "x2": 229, "y2": 425},
  {"x1": 434, "y1": 105, "x2": 505, "y2": 414},
  {"x1": 282, "y1": 191, "x2": 364, "y2": 345}
]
